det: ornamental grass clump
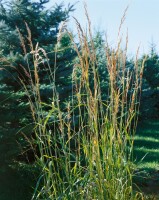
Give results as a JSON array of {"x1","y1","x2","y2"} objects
[{"x1": 19, "y1": 5, "x2": 145, "y2": 200}]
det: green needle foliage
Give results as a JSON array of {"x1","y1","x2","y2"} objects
[
  {"x1": 139, "y1": 45, "x2": 159, "y2": 119},
  {"x1": 0, "y1": 1, "x2": 75, "y2": 199},
  {"x1": 0, "y1": 0, "x2": 75, "y2": 164}
]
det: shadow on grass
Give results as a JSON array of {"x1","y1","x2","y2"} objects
[
  {"x1": 134, "y1": 120, "x2": 159, "y2": 165},
  {"x1": 0, "y1": 164, "x2": 37, "y2": 200},
  {"x1": 133, "y1": 119, "x2": 159, "y2": 197},
  {"x1": 133, "y1": 167, "x2": 159, "y2": 197},
  {"x1": 134, "y1": 139, "x2": 159, "y2": 149},
  {"x1": 133, "y1": 148, "x2": 159, "y2": 163}
]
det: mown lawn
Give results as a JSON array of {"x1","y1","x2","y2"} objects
[{"x1": 134, "y1": 120, "x2": 159, "y2": 199}]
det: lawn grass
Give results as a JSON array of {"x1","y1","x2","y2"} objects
[
  {"x1": 134, "y1": 120, "x2": 159, "y2": 170},
  {"x1": 133, "y1": 120, "x2": 159, "y2": 199}
]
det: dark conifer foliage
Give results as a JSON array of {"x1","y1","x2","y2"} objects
[
  {"x1": 139, "y1": 45, "x2": 159, "y2": 119},
  {"x1": 0, "y1": 0, "x2": 75, "y2": 169}
]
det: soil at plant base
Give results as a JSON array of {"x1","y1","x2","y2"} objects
[{"x1": 134, "y1": 170, "x2": 159, "y2": 199}]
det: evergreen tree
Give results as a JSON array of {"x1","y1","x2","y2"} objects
[
  {"x1": 140, "y1": 45, "x2": 159, "y2": 119},
  {"x1": 0, "y1": 0, "x2": 74, "y2": 200},
  {"x1": 144, "y1": 46, "x2": 159, "y2": 89},
  {"x1": 0, "y1": 1, "x2": 75, "y2": 198}
]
